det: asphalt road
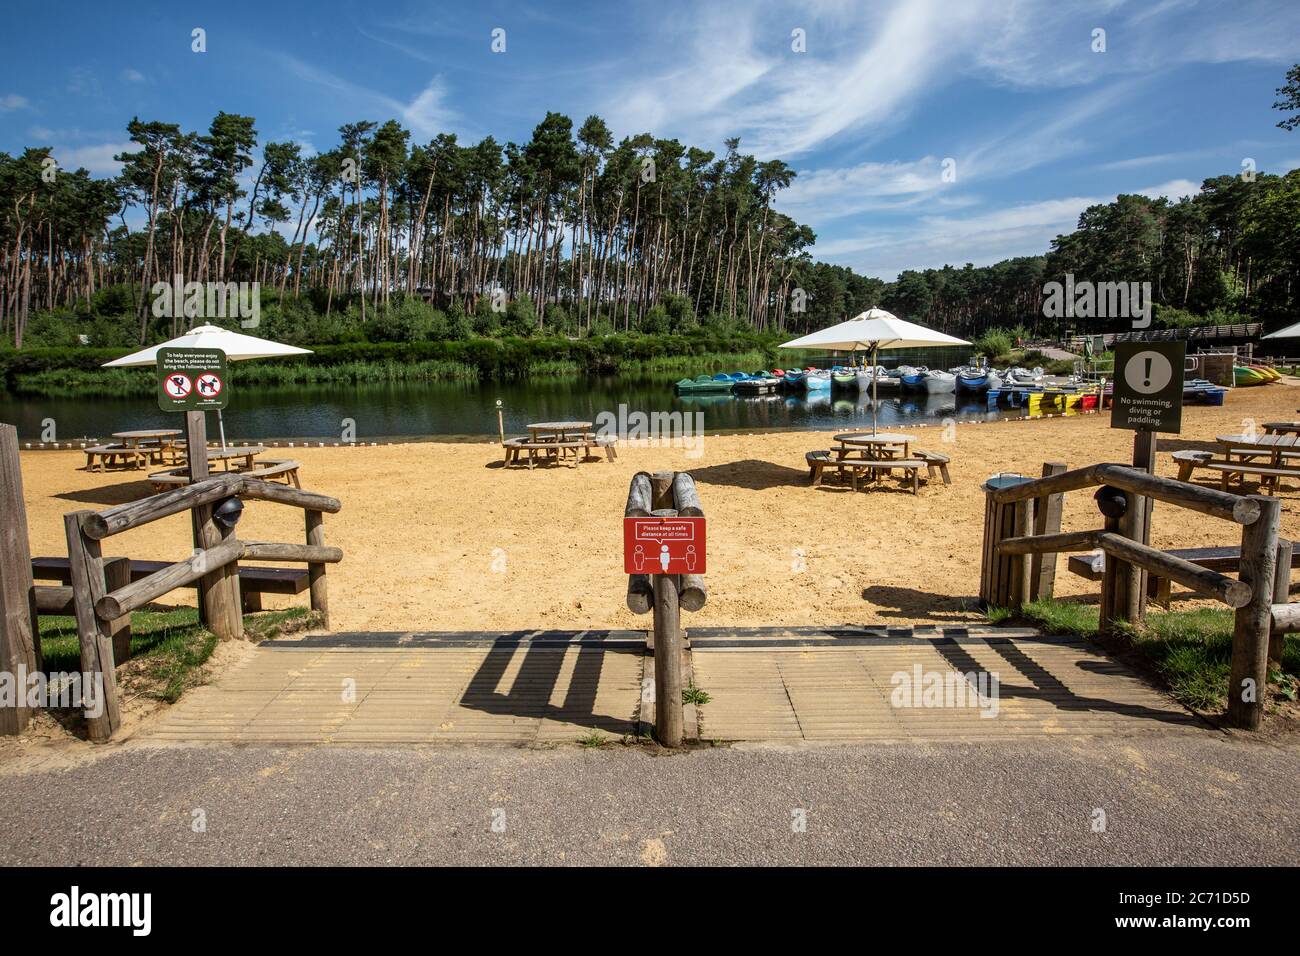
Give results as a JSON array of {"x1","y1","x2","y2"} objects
[{"x1": 2, "y1": 734, "x2": 1297, "y2": 866}]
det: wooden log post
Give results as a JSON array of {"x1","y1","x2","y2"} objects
[
  {"x1": 1128, "y1": 430, "x2": 1158, "y2": 620},
  {"x1": 186, "y1": 411, "x2": 242, "y2": 640},
  {"x1": 1098, "y1": 514, "x2": 1122, "y2": 638},
  {"x1": 1029, "y1": 462, "x2": 1068, "y2": 600},
  {"x1": 305, "y1": 509, "x2": 329, "y2": 627},
  {"x1": 102, "y1": 557, "x2": 132, "y2": 663},
  {"x1": 64, "y1": 512, "x2": 121, "y2": 742},
  {"x1": 1115, "y1": 488, "x2": 1143, "y2": 624},
  {"x1": 979, "y1": 475, "x2": 1034, "y2": 609},
  {"x1": 0, "y1": 423, "x2": 39, "y2": 734},
  {"x1": 1228, "y1": 496, "x2": 1281, "y2": 730},
  {"x1": 1269, "y1": 538, "x2": 1293, "y2": 665},
  {"x1": 652, "y1": 563, "x2": 684, "y2": 749}
]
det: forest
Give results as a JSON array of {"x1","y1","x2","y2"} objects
[{"x1": 2, "y1": 65, "x2": 1299, "y2": 353}]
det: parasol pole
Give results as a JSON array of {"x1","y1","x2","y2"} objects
[
  {"x1": 216, "y1": 409, "x2": 228, "y2": 452},
  {"x1": 870, "y1": 342, "x2": 879, "y2": 435}
]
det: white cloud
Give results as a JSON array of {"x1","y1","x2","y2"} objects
[
  {"x1": 280, "y1": 54, "x2": 460, "y2": 141},
  {"x1": 594, "y1": 0, "x2": 1300, "y2": 160},
  {"x1": 54, "y1": 142, "x2": 132, "y2": 175},
  {"x1": 815, "y1": 195, "x2": 1100, "y2": 278},
  {"x1": 0, "y1": 93, "x2": 30, "y2": 112},
  {"x1": 122, "y1": 69, "x2": 147, "y2": 83},
  {"x1": 1136, "y1": 179, "x2": 1200, "y2": 201}
]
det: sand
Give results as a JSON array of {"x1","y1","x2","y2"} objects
[{"x1": 18, "y1": 383, "x2": 1300, "y2": 633}]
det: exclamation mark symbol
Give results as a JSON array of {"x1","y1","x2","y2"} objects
[{"x1": 1143, "y1": 357, "x2": 1152, "y2": 388}]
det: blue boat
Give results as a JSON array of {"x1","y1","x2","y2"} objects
[{"x1": 900, "y1": 368, "x2": 928, "y2": 391}]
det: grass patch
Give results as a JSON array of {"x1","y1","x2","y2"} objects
[
  {"x1": 988, "y1": 598, "x2": 1300, "y2": 713},
  {"x1": 682, "y1": 682, "x2": 712, "y2": 706},
  {"x1": 577, "y1": 730, "x2": 612, "y2": 749},
  {"x1": 38, "y1": 605, "x2": 316, "y2": 704}
]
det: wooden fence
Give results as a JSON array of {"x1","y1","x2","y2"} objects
[
  {"x1": 62, "y1": 473, "x2": 342, "y2": 741},
  {"x1": 980, "y1": 461, "x2": 1284, "y2": 729},
  {"x1": 624, "y1": 470, "x2": 707, "y2": 748}
]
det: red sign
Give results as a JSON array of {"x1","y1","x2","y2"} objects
[{"x1": 624, "y1": 516, "x2": 706, "y2": 574}]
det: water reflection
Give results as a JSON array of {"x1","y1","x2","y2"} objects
[{"x1": 0, "y1": 372, "x2": 1022, "y2": 441}]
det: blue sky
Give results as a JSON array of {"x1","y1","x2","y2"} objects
[{"x1": 3, "y1": 0, "x2": 1299, "y2": 279}]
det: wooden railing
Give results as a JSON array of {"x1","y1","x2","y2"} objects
[
  {"x1": 981, "y1": 462, "x2": 1282, "y2": 730},
  {"x1": 65, "y1": 474, "x2": 342, "y2": 742}
]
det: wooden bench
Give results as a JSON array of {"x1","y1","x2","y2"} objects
[
  {"x1": 1172, "y1": 447, "x2": 1300, "y2": 494},
  {"x1": 806, "y1": 451, "x2": 924, "y2": 494},
  {"x1": 1068, "y1": 545, "x2": 1300, "y2": 607},
  {"x1": 503, "y1": 436, "x2": 616, "y2": 468},
  {"x1": 84, "y1": 444, "x2": 149, "y2": 472},
  {"x1": 147, "y1": 458, "x2": 302, "y2": 491},
  {"x1": 916, "y1": 450, "x2": 951, "y2": 485},
  {"x1": 32, "y1": 556, "x2": 310, "y2": 614}
]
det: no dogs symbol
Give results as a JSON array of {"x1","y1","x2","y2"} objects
[
  {"x1": 196, "y1": 373, "x2": 223, "y2": 398},
  {"x1": 163, "y1": 374, "x2": 193, "y2": 399}
]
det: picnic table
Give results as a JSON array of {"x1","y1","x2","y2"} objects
[
  {"x1": 832, "y1": 432, "x2": 917, "y2": 461},
  {"x1": 1263, "y1": 421, "x2": 1300, "y2": 435},
  {"x1": 503, "y1": 422, "x2": 615, "y2": 469},
  {"x1": 173, "y1": 443, "x2": 266, "y2": 472},
  {"x1": 1215, "y1": 432, "x2": 1299, "y2": 467},
  {"x1": 112, "y1": 428, "x2": 183, "y2": 464},
  {"x1": 527, "y1": 421, "x2": 594, "y2": 442}
]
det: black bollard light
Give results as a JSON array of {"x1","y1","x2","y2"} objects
[
  {"x1": 212, "y1": 496, "x2": 244, "y2": 530},
  {"x1": 1093, "y1": 485, "x2": 1127, "y2": 520}
]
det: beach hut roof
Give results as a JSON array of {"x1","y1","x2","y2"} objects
[{"x1": 1263, "y1": 319, "x2": 1300, "y2": 340}]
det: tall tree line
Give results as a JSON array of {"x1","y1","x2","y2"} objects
[
  {"x1": 3, "y1": 61, "x2": 1299, "y2": 348},
  {"x1": 0, "y1": 111, "x2": 817, "y2": 347}
]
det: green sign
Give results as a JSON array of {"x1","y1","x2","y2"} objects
[
  {"x1": 157, "y1": 347, "x2": 229, "y2": 412},
  {"x1": 1111, "y1": 341, "x2": 1185, "y2": 433}
]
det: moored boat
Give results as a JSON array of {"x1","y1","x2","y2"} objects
[
  {"x1": 675, "y1": 374, "x2": 734, "y2": 395},
  {"x1": 956, "y1": 367, "x2": 1004, "y2": 392},
  {"x1": 922, "y1": 370, "x2": 956, "y2": 394}
]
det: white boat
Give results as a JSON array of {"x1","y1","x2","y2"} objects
[
  {"x1": 1006, "y1": 366, "x2": 1045, "y2": 386},
  {"x1": 922, "y1": 370, "x2": 956, "y2": 394}
]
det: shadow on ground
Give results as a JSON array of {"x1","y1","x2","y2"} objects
[
  {"x1": 860, "y1": 584, "x2": 983, "y2": 622},
  {"x1": 687, "y1": 459, "x2": 808, "y2": 491},
  {"x1": 55, "y1": 480, "x2": 154, "y2": 506},
  {"x1": 459, "y1": 642, "x2": 638, "y2": 736}
]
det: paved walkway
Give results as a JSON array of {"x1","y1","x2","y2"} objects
[
  {"x1": 3, "y1": 737, "x2": 1297, "y2": 865},
  {"x1": 146, "y1": 627, "x2": 1202, "y2": 745}
]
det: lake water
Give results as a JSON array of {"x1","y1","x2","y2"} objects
[{"x1": 0, "y1": 369, "x2": 1030, "y2": 442}]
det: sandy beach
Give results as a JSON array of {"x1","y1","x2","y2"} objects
[{"x1": 19, "y1": 383, "x2": 1300, "y2": 633}]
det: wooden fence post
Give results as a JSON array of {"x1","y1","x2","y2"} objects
[
  {"x1": 64, "y1": 511, "x2": 121, "y2": 742},
  {"x1": 103, "y1": 556, "x2": 132, "y2": 663},
  {"x1": 1098, "y1": 514, "x2": 1121, "y2": 638},
  {"x1": 979, "y1": 474, "x2": 1033, "y2": 609},
  {"x1": 1269, "y1": 538, "x2": 1292, "y2": 665},
  {"x1": 1030, "y1": 462, "x2": 1067, "y2": 601},
  {"x1": 186, "y1": 411, "x2": 242, "y2": 640},
  {"x1": 305, "y1": 509, "x2": 329, "y2": 627},
  {"x1": 0, "y1": 424, "x2": 39, "y2": 734},
  {"x1": 1229, "y1": 496, "x2": 1281, "y2": 730},
  {"x1": 652, "y1": 567, "x2": 684, "y2": 749}
]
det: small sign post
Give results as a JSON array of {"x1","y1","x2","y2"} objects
[
  {"x1": 623, "y1": 516, "x2": 706, "y2": 574},
  {"x1": 1110, "y1": 341, "x2": 1185, "y2": 435},
  {"x1": 1110, "y1": 340, "x2": 1186, "y2": 620},
  {"x1": 157, "y1": 347, "x2": 229, "y2": 413}
]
